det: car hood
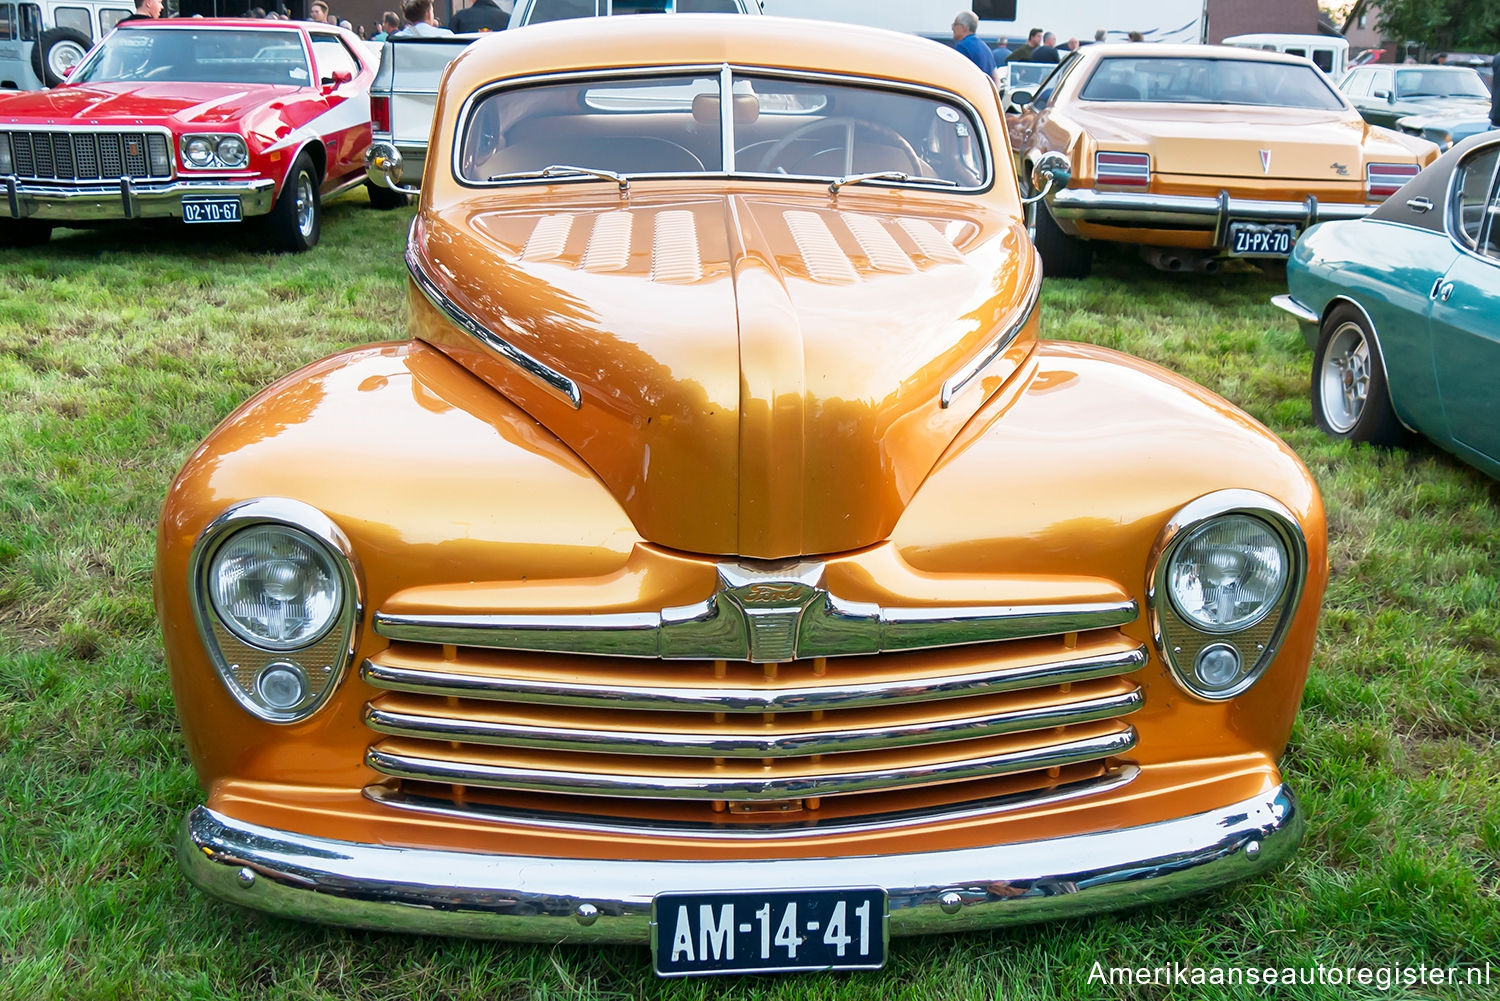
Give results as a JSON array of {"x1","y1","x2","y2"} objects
[
  {"x1": 410, "y1": 189, "x2": 1038, "y2": 559},
  {"x1": 1071, "y1": 104, "x2": 1389, "y2": 179},
  {"x1": 0, "y1": 83, "x2": 297, "y2": 127},
  {"x1": 1396, "y1": 96, "x2": 1490, "y2": 114}
]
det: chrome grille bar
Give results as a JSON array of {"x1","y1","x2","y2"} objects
[
  {"x1": 362, "y1": 643, "x2": 1147, "y2": 713},
  {"x1": 0, "y1": 128, "x2": 172, "y2": 182},
  {"x1": 366, "y1": 726, "x2": 1138, "y2": 801},
  {"x1": 364, "y1": 764, "x2": 1141, "y2": 839},
  {"x1": 364, "y1": 687, "x2": 1142, "y2": 757}
]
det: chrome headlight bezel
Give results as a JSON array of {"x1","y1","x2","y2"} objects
[
  {"x1": 1147, "y1": 490, "x2": 1308, "y2": 702},
  {"x1": 180, "y1": 132, "x2": 250, "y2": 170},
  {"x1": 188, "y1": 499, "x2": 363, "y2": 724}
]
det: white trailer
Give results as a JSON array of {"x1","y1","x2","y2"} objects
[{"x1": 759, "y1": 1, "x2": 1207, "y2": 45}]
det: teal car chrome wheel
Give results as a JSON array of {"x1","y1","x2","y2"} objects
[{"x1": 1319, "y1": 320, "x2": 1370, "y2": 433}]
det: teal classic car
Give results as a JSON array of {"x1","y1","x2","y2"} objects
[{"x1": 1274, "y1": 131, "x2": 1500, "y2": 479}]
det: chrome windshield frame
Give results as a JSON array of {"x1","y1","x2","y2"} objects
[{"x1": 451, "y1": 63, "x2": 994, "y2": 194}]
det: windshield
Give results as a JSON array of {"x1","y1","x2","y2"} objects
[
  {"x1": 71, "y1": 27, "x2": 311, "y2": 86},
  {"x1": 1079, "y1": 57, "x2": 1345, "y2": 110},
  {"x1": 1395, "y1": 68, "x2": 1489, "y2": 99},
  {"x1": 460, "y1": 70, "x2": 988, "y2": 188}
]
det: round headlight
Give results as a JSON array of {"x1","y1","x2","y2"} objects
[
  {"x1": 216, "y1": 135, "x2": 247, "y2": 166},
  {"x1": 208, "y1": 524, "x2": 342, "y2": 650},
  {"x1": 184, "y1": 136, "x2": 214, "y2": 167},
  {"x1": 1166, "y1": 515, "x2": 1288, "y2": 632}
]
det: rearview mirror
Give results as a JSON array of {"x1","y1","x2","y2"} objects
[
  {"x1": 1022, "y1": 150, "x2": 1071, "y2": 204},
  {"x1": 1007, "y1": 89, "x2": 1035, "y2": 111},
  {"x1": 1373, "y1": 88, "x2": 1391, "y2": 100},
  {"x1": 365, "y1": 141, "x2": 419, "y2": 195}
]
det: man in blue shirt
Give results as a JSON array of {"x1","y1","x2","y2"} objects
[{"x1": 951, "y1": 9, "x2": 998, "y2": 83}]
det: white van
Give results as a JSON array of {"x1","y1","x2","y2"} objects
[
  {"x1": 0, "y1": 0, "x2": 132, "y2": 90},
  {"x1": 1221, "y1": 33, "x2": 1349, "y2": 79}
]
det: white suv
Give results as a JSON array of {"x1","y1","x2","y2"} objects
[{"x1": 0, "y1": 0, "x2": 133, "y2": 90}]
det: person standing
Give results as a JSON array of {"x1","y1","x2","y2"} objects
[
  {"x1": 392, "y1": 0, "x2": 452, "y2": 37},
  {"x1": 371, "y1": 10, "x2": 400, "y2": 39},
  {"x1": 119, "y1": 0, "x2": 161, "y2": 21},
  {"x1": 1009, "y1": 27, "x2": 1042, "y2": 63},
  {"x1": 450, "y1": 0, "x2": 510, "y2": 33},
  {"x1": 1490, "y1": 51, "x2": 1499, "y2": 128},
  {"x1": 308, "y1": 1, "x2": 329, "y2": 22},
  {"x1": 950, "y1": 10, "x2": 997, "y2": 83},
  {"x1": 1031, "y1": 31, "x2": 1060, "y2": 63}
]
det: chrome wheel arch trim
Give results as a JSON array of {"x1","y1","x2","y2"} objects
[
  {"x1": 177, "y1": 783, "x2": 1302, "y2": 942},
  {"x1": 940, "y1": 274, "x2": 1039, "y2": 408}
]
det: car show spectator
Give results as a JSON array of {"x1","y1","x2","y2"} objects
[
  {"x1": 991, "y1": 40, "x2": 1012, "y2": 64},
  {"x1": 393, "y1": 0, "x2": 453, "y2": 36},
  {"x1": 1127, "y1": 30, "x2": 1144, "y2": 42},
  {"x1": 1008, "y1": 27, "x2": 1041, "y2": 63},
  {"x1": 950, "y1": 10, "x2": 997, "y2": 82},
  {"x1": 308, "y1": 0, "x2": 329, "y2": 21},
  {"x1": 372, "y1": 10, "x2": 400, "y2": 38},
  {"x1": 1031, "y1": 31, "x2": 1060, "y2": 63},
  {"x1": 1093, "y1": 28, "x2": 1105, "y2": 42},
  {"x1": 450, "y1": 0, "x2": 510, "y2": 33},
  {"x1": 120, "y1": 0, "x2": 161, "y2": 21}
]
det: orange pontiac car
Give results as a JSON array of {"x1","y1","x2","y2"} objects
[
  {"x1": 161, "y1": 16, "x2": 1327, "y2": 976},
  {"x1": 1007, "y1": 43, "x2": 1438, "y2": 277}
]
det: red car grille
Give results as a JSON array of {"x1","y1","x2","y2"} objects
[{"x1": 3, "y1": 130, "x2": 172, "y2": 183}]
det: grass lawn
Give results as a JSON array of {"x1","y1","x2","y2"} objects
[{"x1": 1, "y1": 191, "x2": 1496, "y2": 1000}]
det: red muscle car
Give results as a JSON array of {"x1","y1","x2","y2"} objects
[{"x1": 0, "y1": 18, "x2": 389, "y2": 253}]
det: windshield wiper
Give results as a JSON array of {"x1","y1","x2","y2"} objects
[
  {"x1": 487, "y1": 164, "x2": 629, "y2": 192},
  {"x1": 828, "y1": 171, "x2": 959, "y2": 194}
]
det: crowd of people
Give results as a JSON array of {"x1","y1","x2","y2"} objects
[
  {"x1": 118, "y1": 0, "x2": 513, "y2": 39},
  {"x1": 950, "y1": 11, "x2": 1143, "y2": 83}
]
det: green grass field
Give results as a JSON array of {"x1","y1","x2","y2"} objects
[{"x1": 1, "y1": 192, "x2": 1497, "y2": 1000}]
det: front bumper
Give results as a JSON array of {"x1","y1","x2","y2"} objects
[
  {"x1": 178, "y1": 783, "x2": 1301, "y2": 943},
  {"x1": 1271, "y1": 293, "x2": 1321, "y2": 349},
  {"x1": 2, "y1": 175, "x2": 276, "y2": 223},
  {"x1": 1051, "y1": 188, "x2": 1375, "y2": 244}
]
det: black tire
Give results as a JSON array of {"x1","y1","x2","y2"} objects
[
  {"x1": 1026, "y1": 168, "x2": 1092, "y2": 279},
  {"x1": 32, "y1": 27, "x2": 91, "y2": 88},
  {"x1": 1311, "y1": 304, "x2": 1404, "y2": 445},
  {"x1": 263, "y1": 153, "x2": 321, "y2": 253},
  {"x1": 365, "y1": 179, "x2": 408, "y2": 210},
  {"x1": 0, "y1": 219, "x2": 53, "y2": 248}
]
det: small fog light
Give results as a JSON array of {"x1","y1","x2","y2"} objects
[
  {"x1": 1195, "y1": 643, "x2": 1242, "y2": 690},
  {"x1": 256, "y1": 663, "x2": 308, "y2": 710}
]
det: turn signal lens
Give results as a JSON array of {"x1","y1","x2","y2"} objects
[{"x1": 0, "y1": 134, "x2": 12, "y2": 174}]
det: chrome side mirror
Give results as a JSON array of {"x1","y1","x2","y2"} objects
[
  {"x1": 1021, "y1": 151, "x2": 1072, "y2": 205},
  {"x1": 1006, "y1": 89, "x2": 1035, "y2": 111},
  {"x1": 365, "y1": 141, "x2": 419, "y2": 195}
]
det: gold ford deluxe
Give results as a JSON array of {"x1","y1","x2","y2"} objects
[{"x1": 161, "y1": 15, "x2": 1327, "y2": 977}]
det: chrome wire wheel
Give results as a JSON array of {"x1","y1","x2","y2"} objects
[
  {"x1": 295, "y1": 172, "x2": 315, "y2": 239},
  {"x1": 1318, "y1": 320, "x2": 1370, "y2": 434}
]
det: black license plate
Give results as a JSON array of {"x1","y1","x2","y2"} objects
[
  {"x1": 651, "y1": 887, "x2": 887, "y2": 977},
  {"x1": 182, "y1": 198, "x2": 241, "y2": 224},
  {"x1": 1228, "y1": 221, "x2": 1295, "y2": 257}
]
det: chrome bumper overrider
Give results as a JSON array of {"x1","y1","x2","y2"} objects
[
  {"x1": 1051, "y1": 188, "x2": 1374, "y2": 236},
  {"x1": 178, "y1": 784, "x2": 1301, "y2": 943},
  {"x1": 1271, "y1": 294, "x2": 1321, "y2": 348},
  {"x1": 2, "y1": 175, "x2": 276, "y2": 222}
]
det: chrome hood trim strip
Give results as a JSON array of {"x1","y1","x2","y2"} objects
[
  {"x1": 362, "y1": 644, "x2": 1148, "y2": 713},
  {"x1": 178, "y1": 784, "x2": 1302, "y2": 942},
  {"x1": 405, "y1": 233, "x2": 583, "y2": 409},
  {"x1": 941, "y1": 276, "x2": 1039, "y2": 408}
]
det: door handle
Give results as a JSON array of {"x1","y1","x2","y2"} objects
[
  {"x1": 1406, "y1": 196, "x2": 1433, "y2": 212},
  {"x1": 1438, "y1": 281, "x2": 1455, "y2": 302}
]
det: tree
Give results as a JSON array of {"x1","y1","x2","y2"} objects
[{"x1": 1370, "y1": 0, "x2": 1500, "y2": 52}]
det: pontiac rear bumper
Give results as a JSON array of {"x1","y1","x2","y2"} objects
[
  {"x1": 2, "y1": 175, "x2": 276, "y2": 223},
  {"x1": 1051, "y1": 188, "x2": 1375, "y2": 242},
  {"x1": 178, "y1": 784, "x2": 1301, "y2": 944}
]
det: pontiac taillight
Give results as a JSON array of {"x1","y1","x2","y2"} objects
[
  {"x1": 1095, "y1": 151, "x2": 1150, "y2": 188},
  {"x1": 1366, "y1": 162, "x2": 1420, "y2": 199}
]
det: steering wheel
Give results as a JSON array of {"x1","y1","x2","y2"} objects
[{"x1": 755, "y1": 116, "x2": 925, "y2": 176}]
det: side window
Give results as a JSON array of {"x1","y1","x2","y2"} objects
[
  {"x1": 527, "y1": 0, "x2": 597, "y2": 23},
  {"x1": 310, "y1": 34, "x2": 358, "y2": 84},
  {"x1": 1450, "y1": 145, "x2": 1500, "y2": 251},
  {"x1": 53, "y1": 5, "x2": 91, "y2": 39},
  {"x1": 1487, "y1": 177, "x2": 1500, "y2": 261},
  {"x1": 1372, "y1": 68, "x2": 1393, "y2": 97},
  {"x1": 1310, "y1": 49, "x2": 1334, "y2": 73},
  {"x1": 18, "y1": 2, "x2": 37, "y2": 40},
  {"x1": 1340, "y1": 69, "x2": 1367, "y2": 95},
  {"x1": 0, "y1": 4, "x2": 13, "y2": 41},
  {"x1": 100, "y1": 7, "x2": 130, "y2": 31}
]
